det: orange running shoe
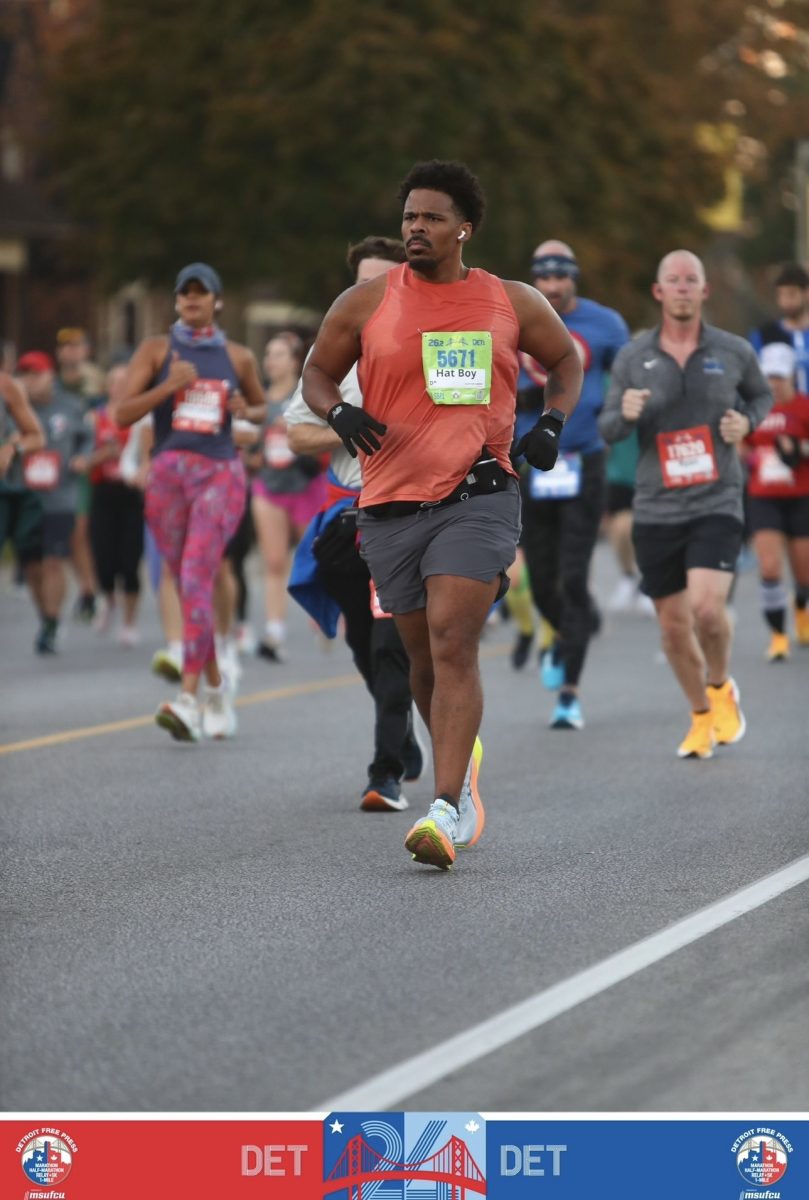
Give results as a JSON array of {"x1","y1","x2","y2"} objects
[
  {"x1": 709, "y1": 677, "x2": 746, "y2": 745},
  {"x1": 676, "y1": 710, "x2": 716, "y2": 759},
  {"x1": 456, "y1": 736, "x2": 485, "y2": 849},
  {"x1": 766, "y1": 631, "x2": 790, "y2": 662},
  {"x1": 794, "y1": 605, "x2": 809, "y2": 646}
]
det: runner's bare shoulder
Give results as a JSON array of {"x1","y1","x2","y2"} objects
[
  {"x1": 500, "y1": 279, "x2": 555, "y2": 320},
  {"x1": 326, "y1": 273, "x2": 390, "y2": 335}
]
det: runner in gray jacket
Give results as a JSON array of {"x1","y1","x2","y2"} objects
[{"x1": 599, "y1": 249, "x2": 772, "y2": 760}]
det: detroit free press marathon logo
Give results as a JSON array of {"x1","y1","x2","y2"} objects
[
  {"x1": 732, "y1": 1126, "x2": 792, "y2": 1197},
  {"x1": 16, "y1": 1126, "x2": 77, "y2": 1194}
]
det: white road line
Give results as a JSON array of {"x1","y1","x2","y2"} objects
[{"x1": 319, "y1": 853, "x2": 809, "y2": 1111}]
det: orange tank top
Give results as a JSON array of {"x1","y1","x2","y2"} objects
[{"x1": 357, "y1": 264, "x2": 520, "y2": 506}]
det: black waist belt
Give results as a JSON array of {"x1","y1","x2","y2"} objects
[{"x1": 363, "y1": 457, "x2": 511, "y2": 520}]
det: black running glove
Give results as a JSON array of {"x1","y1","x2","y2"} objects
[
  {"x1": 327, "y1": 403, "x2": 387, "y2": 458},
  {"x1": 513, "y1": 410, "x2": 565, "y2": 471},
  {"x1": 775, "y1": 435, "x2": 801, "y2": 469}
]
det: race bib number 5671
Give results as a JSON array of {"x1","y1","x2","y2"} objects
[{"x1": 422, "y1": 332, "x2": 491, "y2": 405}]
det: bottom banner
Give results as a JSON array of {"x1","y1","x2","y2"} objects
[{"x1": 1, "y1": 1115, "x2": 805, "y2": 1200}]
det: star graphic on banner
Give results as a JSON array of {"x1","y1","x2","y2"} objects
[{"x1": 329, "y1": 1119, "x2": 344, "y2": 1134}]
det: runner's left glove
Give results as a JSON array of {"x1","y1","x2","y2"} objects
[
  {"x1": 513, "y1": 410, "x2": 564, "y2": 471},
  {"x1": 327, "y1": 403, "x2": 387, "y2": 458}
]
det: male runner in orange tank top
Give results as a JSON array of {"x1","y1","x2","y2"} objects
[{"x1": 303, "y1": 160, "x2": 583, "y2": 870}]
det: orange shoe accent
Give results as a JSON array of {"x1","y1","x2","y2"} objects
[
  {"x1": 404, "y1": 820, "x2": 455, "y2": 870},
  {"x1": 794, "y1": 606, "x2": 809, "y2": 646},
  {"x1": 676, "y1": 710, "x2": 716, "y2": 759},
  {"x1": 767, "y1": 631, "x2": 790, "y2": 662},
  {"x1": 709, "y1": 677, "x2": 746, "y2": 745},
  {"x1": 456, "y1": 736, "x2": 485, "y2": 850}
]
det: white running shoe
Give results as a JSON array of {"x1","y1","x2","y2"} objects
[
  {"x1": 217, "y1": 641, "x2": 242, "y2": 695},
  {"x1": 635, "y1": 591, "x2": 656, "y2": 617},
  {"x1": 202, "y1": 683, "x2": 237, "y2": 740},
  {"x1": 118, "y1": 624, "x2": 141, "y2": 648},
  {"x1": 151, "y1": 647, "x2": 182, "y2": 683},
  {"x1": 236, "y1": 623, "x2": 257, "y2": 655},
  {"x1": 607, "y1": 576, "x2": 639, "y2": 613},
  {"x1": 92, "y1": 598, "x2": 114, "y2": 636},
  {"x1": 155, "y1": 692, "x2": 201, "y2": 742}
]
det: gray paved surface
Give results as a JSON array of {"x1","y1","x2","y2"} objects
[{"x1": 1, "y1": 545, "x2": 808, "y2": 1113}]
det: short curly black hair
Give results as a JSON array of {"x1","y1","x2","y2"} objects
[{"x1": 397, "y1": 160, "x2": 486, "y2": 231}]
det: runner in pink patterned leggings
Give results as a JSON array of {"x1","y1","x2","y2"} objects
[
  {"x1": 114, "y1": 263, "x2": 266, "y2": 742},
  {"x1": 146, "y1": 451, "x2": 246, "y2": 676}
]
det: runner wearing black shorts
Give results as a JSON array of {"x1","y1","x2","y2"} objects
[
  {"x1": 742, "y1": 341, "x2": 809, "y2": 660},
  {"x1": 600, "y1": 250, "x2": 772, "y2": 759}
]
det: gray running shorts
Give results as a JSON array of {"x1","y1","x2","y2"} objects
[{"x1": 357, "y1": 479, "x2": 521, "y2": 614}]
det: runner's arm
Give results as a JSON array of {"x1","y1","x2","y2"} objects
[
  {"x1": 69, "y1": 409, "x2": 96, "y2": 473},
  {"x1": 1, "y1": 374, "x2": 45, "y2": 455},
  {"x1": 598, "y1": 344, "x2": 639, "y2": 443},
  {"x1": 735, "y1": 346, "x2": 774, "y2": 434},
  {"x1": 506, "y1": 282, "x2": 582, "y2": 421},
  {"x1": 285, "y1": 349, "x2": 345, "y2": 455},
  {"x1": 230, "y1": 344, "x2": 267, "y2": 423},
  {"x1": 114, "y1": 337, "x2": 185, "y2": 426},
  {"x1": 287, "y1": 422, "x2": 341, "y2": 455},
  {"x1": 302, "y1": 285, "x2": 378, "y2": 420}
]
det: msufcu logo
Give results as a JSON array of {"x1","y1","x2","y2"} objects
[
  {"x1": 17, "y1": 1128, "x2": 77, "y2": 1189},
  {"x1": 733, "y1": 1127, "x2": 792, "y2": 1195},
  {"x1": 323, "y1": 1112, "x2": 485, "y2": 1197}
]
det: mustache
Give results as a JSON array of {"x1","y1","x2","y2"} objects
[{"x1": 407, "y1": 237, "x2": 431, "y2": 249}]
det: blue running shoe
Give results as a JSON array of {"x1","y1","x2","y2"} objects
[
  {"x1": 405, "y1": 799, "x2": 458, "y2": 870},
  {"x1": 456, "y1": 736, "x2": 485, "y2": 849},
  {"x1": 361, "y1": 777, "x2": 409, "y2": 812},
  {"x1": 550, "y1": 695, "x2": 584, "y2": 730},
  {"x1": 540, "y1": 646, "x2": 564, "y2": 691}
]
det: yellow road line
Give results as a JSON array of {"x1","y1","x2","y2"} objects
[
  {"x1": 0, "y1": 642, "x2": 507, "y2": 758},
  {"x1": 0, "y1": 673, "x2": 362, "y2": 757}
]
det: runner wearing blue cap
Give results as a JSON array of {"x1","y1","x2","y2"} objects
[{"x1": 114, "y1": 263, "x2": 266, "y2": 742}]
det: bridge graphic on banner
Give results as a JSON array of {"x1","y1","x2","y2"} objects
[{"x1": 324, "y1": 1131, "x2": 486, "y2": 1198}]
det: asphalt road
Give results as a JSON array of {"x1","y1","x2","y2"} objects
[{"x1": 1, "y1": 543, "x2": 808, "y2": 1114}]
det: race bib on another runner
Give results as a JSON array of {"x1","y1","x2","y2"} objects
[
  {"x1": 528, "y1": 453, "x2": 582, "y2": 499},
  {"x1": 23, "y1": 449, "x2": 60, "y2": 491},
  {"x1": 172, "y1": 379, "x2": 229, "y2": 434},
  {"x1": 369, "y1": 580, "x2": 393, "y2": 620},
  {"x1": 758, "y1": 446, "x2": 795, "y2": 487},
  {"x1": 422, "y1": 332, "x2": 491, "y2": 405},
  {"x1": 657, "y1": 425, "x2": 719, "y2": 488},
  {"x1": 263, "y1": 426, "x2": 296, "y2": 469}
]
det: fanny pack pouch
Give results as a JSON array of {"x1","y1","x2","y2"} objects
[{"x1": 465, "y1": 449, "x2": 509, "y2": 496}]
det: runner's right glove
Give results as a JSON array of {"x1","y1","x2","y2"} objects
[
  {"x1": 513, "y1": 410, "x2": 564, "y2": 471},
  {"x1": 327, "y1": 403, "x2": 387, "y2": 458}
]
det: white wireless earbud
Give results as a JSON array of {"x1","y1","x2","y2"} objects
[
  {"x1": 214, "y1": 300, "x2": 223, "y2": 312},
  {"x1": 458, "y1": 232, "x2": 465, "y2": 240}
]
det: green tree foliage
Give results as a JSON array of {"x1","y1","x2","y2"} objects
[{"x1": 46, "y1": 0, "x2": 809, "y2": 323}]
